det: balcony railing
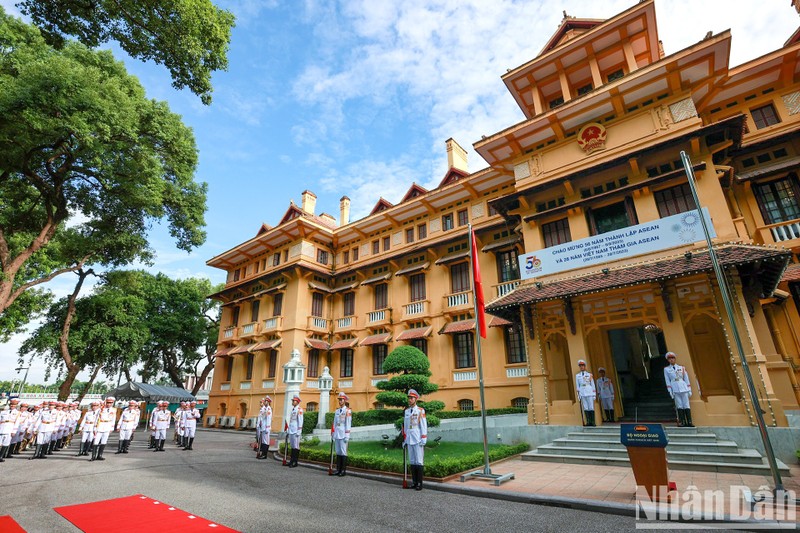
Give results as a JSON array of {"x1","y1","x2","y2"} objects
[
  {"x1": 239, "y1": 381, "x2": 252, "y2": 390},
  {"x1": 338, "y1": 380, "x2": 353, "y2": 388},
  {"x1": 445, "y1": 291, "x2": 471, "y2": 309},
  {"x1": 223, "y1": 326, "x2": 236, "y2": 339},
  {"x1": 370, "y1": 378, "x2": 386, "y2": 387},
  {"x1": 240, "y1": 322, "x2": 258, "y2": 336},
  {"x1": 403, "y1": 301, "x2": 426, "y2": 318},
  {"x1": 495, "y1": 280, "x2": 520, "y2": 298},
  {"x1": 263, "y1": 317, "x2": 282, "y2": 332},
  {"x1": 307, "y1": 316, "x2": 329, "y2": 331},
  {"x1": 453, "y1": 370, "x2": 477, "y2": 381},
  {"x1": 769, "y1": 219, "x2": 800, "y2": 242},
  {"x1": 307, "y1": 381, "x2": 320, "y2": 389},
  {"x1": 506, "y1": 367, "x2": 529, "y2": 378},
  {"x1": 336, "y1": 316, "x2": 355, "y2": 329},
  {"x1": 220, "y1": 382, "x2": 231, "y2": 391},
  {"x1": 367, "y1": 310, "x2": 386, "y2": 323},
  {"x1": 261, "y1": 380, "x2": 275, "y2": 389}
]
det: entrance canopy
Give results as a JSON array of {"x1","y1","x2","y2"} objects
[{"x1": 107, "y1": 382, "x2": 195, "y2": 403}]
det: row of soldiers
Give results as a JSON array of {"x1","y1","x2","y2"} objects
[{"x1": 0, "y1": 397, "x2": 202, "y2": 462}]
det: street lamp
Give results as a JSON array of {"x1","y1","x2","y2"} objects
[{"x1": 14, "y1": 367, "x2": 30, "y2": 396}]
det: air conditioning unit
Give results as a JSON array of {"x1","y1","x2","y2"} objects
[
  {"x1": 247, "y1": 417, "x2": 258, "y2": 429},
  {"x1": 219, "y1": 416, "x2": 229, "y2": 427},
  {"x1": 238, "y1": 418, "x2": 248, "y2": 429},
  {"x1": 205, "y1": 415, "x2": 216, "y2": 427},
  {"x1": 222, "y1": 416, "x2": 232, "y2": 428}
]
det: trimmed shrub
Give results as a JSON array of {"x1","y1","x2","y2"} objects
[{"x1": 436, "y1": 407, "x2": 526, "y2": 420}]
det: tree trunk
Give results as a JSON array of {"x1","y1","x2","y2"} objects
[
  {"x1": 58, "y1": 364, "x2": 80, "y2": 401},
  {"x1": 166, "y1": 363, "x2": 185, "y2": 389},
  {"x1": 75, "y1": 366, "x2": 101, "y2": 404},
  {"x1": 56, "y1": 269, "x2": 93, "y2": 401},
  {"x1": 191, "y1": 359, "x2": 215, "y2": 396}
]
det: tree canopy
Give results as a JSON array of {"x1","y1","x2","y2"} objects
[
  {"x1": 376, "y1": 345, "x2": 441, "y2": 410},
  {"x1": 16, "y1": 0, "x2": 235, "y2": 104},
  {"x1": 0, "y1": 9, "x2": 208, "y2": 322}
]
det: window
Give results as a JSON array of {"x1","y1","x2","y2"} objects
[
  {"x1": 496, "y1": 250, "x2": 520, "y2": 283},
  {"x1": 340, "y1": 349, "x2": 353, "y2": 378},
  {"x1": 372, "y1": 344, "x2": 388, "y2": 375},
  {"x1": 577, "y1": 83, "x2": 593, "y2": 96},
  {"x1": 542, "y1": 218, "x2": 571, "y2": 248},
  {"x1": 373, "y1": 402, "x2": 385, "y2": 410},
  {"x1": 549, "y1": 96, "x2": 564, "y2": 109},
  {"x1": 283, "y1": 250, "x2": 289, "y2": 262},
  {"x1": 272, "y1": 293, "x2": 283, "y2": 316},
  {"x1": 654, "y1": 183, "x2": 697, "y2": 218},
  {"x1": 250, "y1": 300, "x2": 260, "y2": 323},
  {"x1": 343, "y1": 250, "x2": 350, "y2": 264},
  {"x1": 754, "y1": 175, "x2": 800, "y2": 224},
  {"x1": 587, "y1": 198, "x2": 637, "y2": 235},
  {"x1": 307, "y1": 349, "x2": 320, "y2": 378},
  {"x1": 450, "y1": 262, "x2": 470, "y2": 293},
  {"x1": 372, "y1": 240, "x2": 380, "y2": 254},
  {"x1": 225, "y1": 357, "x2": 233, "y2": 381},
  {"x1": 245, "y1": 353, "x2": 254, "y2": 380},
  {"x1": 488, "y1": 203, "x2": 499, "y2": 216},
  {"x1": 267, "y1": 350, "x2": 277, "y2": 378},
  {"x1": 311, "y1": 292, "x2": 324, "y2": 317},
  {"x1": 231, "y1": 307, "x2": 240, "y2": 327},
  {"x1": 512, "y1": 397, "x2": 529, "y2": 409},
  {"x1": 454, "y1": 332, "x2": 475, "y2": 368},
  {"x1": 306, "y1": 402, "x2": 318, "y2": 412},
  {"x1": 374, "y1": 283, "x2": 388, "y2": 310},
  {"x1": 411, "y1": 338, "x2": 427, "y2": 355},
  {"x1": 382, "y1": 236, "x2": 390, "y2": 251},
  {"x1": 273, "y1": 253, "x2": 280, "y2": 266},
  {"x1": 505, "y1": 325, "x2": 526, "y2": 364},
  {"x1": 405, "y1": 227, "x2": 414, "y2": 243},
  {"x1": 607, "y1": 68, "x2": 624, "y2": 82},
  {"x1": 409, "y1": 273, "x2": 426, "y2": 302},
  {"x1": 343, "y1": 292, "x2": 355, "y2": 316},
  {"x1": 442, "y1": 213, "x2": 454, "y2": 231},
  {"x1": 233, "y1": 269, "x2": 240, "y2": 282},
  {"x1": 751, "y1": 104, "x2": 780, "y2": 130},
  {"x1": 317, "y1": 249, "x2": 329, "y2": 264},
  {"x1": 457, "y1": 209, "x2": 468, "y2": 226},
  {"x1": 352, "y1": 247, "x2": 359, "y2": 261},
  {"x1": 458, "y1": 399, "x2": 474, "y2": 411},
  {"x1": 417, "y1": 224, "x2": 427, "y2": 240}
]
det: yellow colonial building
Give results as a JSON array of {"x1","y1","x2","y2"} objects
[{"x1": 206, "y1": 0, "x2": 800, "y2": 433}]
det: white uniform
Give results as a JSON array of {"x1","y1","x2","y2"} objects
[
  {"x1": 34, "y1": 408, "x2": 55, "y2": 445},
  {"x1": 152, "y1": 408, "x2": 171, "y2": 440},
  {"x1": 182, "y1": 407, "x2": 201, "y2": 438},
  {"x1": 597, "y1": 376, "x2": 615, "y2": 410},
  {"x1": 93, "y1": 407, "x2": 117, "y2": 445},
  {"x1": 12, "y1": 408, "x2": 31, "y2": 447},
  {"x1": 80, "y1": 409, "x2": 99, "y2": 444},
  {"x1": 0, "y1": 406, "x2": 20, "y2": 448},
  {"x1": 288, "y1": 405, "x2": 303, "y2": 450},
  {"x1": 332, "y1": 406, "x2": 351, "y2": 456},
  {"x1": 117, "y1": 407, "x2": 140, "y2": 440},
  {"x1": 403, "y1": 405, "x2": 427, "y2": 466},
  {"x1": 575, "y1": 370, "x2": 596, "y2": 411},
  {"x1": 257, "y1": 405, "x2": 272, "y2": 446},
  {"x1": 664, "y1": 363, "x2": 692, "y2": 409}
]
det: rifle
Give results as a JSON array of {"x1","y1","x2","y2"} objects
[
  {"x1": 402, "y1": 441, "x2": 409, "y2": 489},
  {"x1": 328, "y1": 426, "x2": 335, "y2": 476},
  {"x1": 282, "y1": 422, "x2": 289, "y2": 466}
]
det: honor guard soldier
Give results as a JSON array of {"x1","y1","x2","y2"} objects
[
  {"x1": 147, "y1": 403, "x2": 159, "y2": 449},
  {"x1": 116, "y1": 401, "x2": 140, "y2": 454},
  {"x1": 30, "y1": 401, "x2": 55, "y2": 460},
  {"x1": 664, "y1": 352, "x2": 694, "y2": 427},
  {"x1": 332, "y1": 392, "x2": 352, "y2": 476},
  {"x1": 576, "y1": 360, "x2": 597, "y2": 426},
  {"x1": 90, "y1": 397, "x2": 117, "y2": 461},
  {"x1": 256, "y1": 396, "x2": 272, "y2": 460},
  {"x1": 182, "y1": 401, "x2": 201, "y2": 450},
  {"x1": 596, "y1": 368, "x2": 615, "y2": 423},
  {"x1": 24, "y1": 403, "x2": 42, "y2": 455},
  {"x1": 78, "y1": 401, "x2": 100, "y2": 456},
  {"x1": 175, "y1": 402, "x2": 186, "y2": 447},
  {"x1": 151, "y1": 401, "x2": 172, "y2": 452},
  {"x1": 0, "y1": 398, "x2": 21, "y2": 462},
  {"x1": 52, "y1": 402, "x2": 67, "y2": 453},
  {"x1": 11, "y1": 401, "x2": 31, "y2": 456},
  {"x1": 403, "y1": 389, "x2": 427, "y2": 490},
  {"x1": 286, "y1": 395, "x2": 303, "y2": 468}
]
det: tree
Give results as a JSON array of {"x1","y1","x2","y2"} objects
[
  {"x1": 17, "y1": 0, "x2": 235, "y2": 104},
  {"x1": 376, "y1": 346, "x2": 444, "y2": 433},
  {"x1": 0, "y1": 9, "x2": 208, "y2": 319}
]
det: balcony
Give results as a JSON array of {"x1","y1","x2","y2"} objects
[
  {"x1": 367, "y1": 309, "x2": 390, "y2": 325},
  {"x1": 370, "y1": 378, "x2": 386, "y2": 387},
  {"x1": 402, "y1": 301, "x2": 427, "y2": 319},
  {"x1": 494, "y1": 280, "x2": 520, "y2": 298},
  {"x1": 261, "y1": 380, "x2": 275, "y2": 389},
  {"x1": 220, "y1": 382, "x2": 231, "y2": 391},
  {"x1": 336, "y1": 316, "x2": 357, "y2": 331},
  {"x1": 239, "y1": 381, "x2": 252, "y2": 390},
  {"x1": 453, "y1": 370, "x2": 477, "y2": 381},
  {"x1": 444, "y1": 290, "x2": 471, "y2": 310},
  {"x1": 768, "y1": 219, "x2": 800, "y2": 243},
  {"x1": 338, "y1": 380, "x2": 353, "y2": 388},
  {"x1": 222, "y1": 326, "x2": 236, "y2": 339},
  {"x1": 263, "y1": 316, "x2": 282, "y2": 332},
  {"x1": 239, "y1": 321, "x2": 259, "y2": 338},
  {"x1": 306, "y1": 316, "x2": 329, "y2": 332},
  {"x1": 506, "y1": 366, "x2": 529, "y2": 378}
]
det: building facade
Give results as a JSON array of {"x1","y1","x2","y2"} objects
[{"x1": 207, "y1": 0, "x2": 800, "y2": 430}]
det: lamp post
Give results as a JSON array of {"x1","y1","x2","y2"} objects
[
  {"x1": 282, "y1": 348, "x2": 306, "y2": 429},
  {"x1": 14, "y1": 367, "x2": 30, "y2": 396},
  {"x1": 317, "y1": 366, "x2": 333, "y2": 429}
]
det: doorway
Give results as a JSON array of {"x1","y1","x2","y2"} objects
[{"x1": 607, "y1": 325, "x2": 674, "y2": 422}]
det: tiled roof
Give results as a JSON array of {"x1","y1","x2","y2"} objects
[
  {"x1": 359, "y1": 333, "x2": 391, "y2": 346},
  {"x1": 438, "y1": 314, "x2": 511, "y2": 334},
  {"x1": 782, "y1": 263, "x2": 800, "y2": 283},
  {"x1": 487, "y1": 244, "x2": 790, "y2": 312},
  {"x1": 396, "y1": 262, "x2": 429, "y2": 276},
  {"x1": 304, "y1": 338, "x2": 330, "y2": 350},
  {"x1": 330, "y1": 338, "x2": 359, "y2": 350},
  {"x1": 252, "y1": 339, "x2": 282, "y2": 351},
  {"x1": 214, "y1": 347, "x2": 233, "y2": 358},
  {"x1": 230, "y1": 343, "x2": 257, "y2": 355},
  {"x1": 396, "y1": 326, "x2": 432, "y2": 341}
]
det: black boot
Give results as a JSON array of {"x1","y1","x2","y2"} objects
[
  {"x1": 677, "y1": 409, "x2": 686, "y2": 427},
  {"x1": 123, "y1": 440, "x2": 130, "y2": 453},
  {"x1": 338, "y1": 455, "x2": 347, "y2": 477},
  {"x1": 685, "y1": 409, "x2": 695, "y2": 427},
  {"x1": 414, "y1": 465, "x2": 424, "y2": 490},
  {"x1": 159, "y1": 439, "x2": 166, "y2": 451},
  {"x1": 76, "y1": 441, "x2": 84, "y2": 456},
  {"x1": 11, "y1": 442, "x2": 21, "y2": 455},
  {"x1": 587, "y1": 411, "x2": 595, "y2": 426},
  {"x1": 89, "y1": 445, "x2": 98, "y2": 461},
  {"x1": 257, "y1": 442, "x2": 267, "y2": 459},
  {"x1": 609, "y1": 409, "x2": 615, "y2": 423},
  {"x1": 0, "y1": 446, "x2": 6, "y2": 462},
  {"x1": 148, "y1": 436, "x2": 155, "y2": 449},
  {"x1": 115, "y1": 440, "x2": 124, "y2": 454},
  {"x1": 96, "y1": 444, "x2": 106, "y2": 460},
  {"x1": 186, "y1": 437, "x2": 194, "y2": 450},
  {"x1": 289, "y1": 448, "x2": 299, "y2": 467}
]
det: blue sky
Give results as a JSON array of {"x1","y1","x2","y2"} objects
[{"x1": 1, "y1": 0, "x2": 798, "y2": 384}]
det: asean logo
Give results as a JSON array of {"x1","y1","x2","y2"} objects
[
  {"x1": 525, "y1": 255, "x2": 542, "y2": 272},
  {"x1": 577, "y1": 122, "x2": 607, "y2": 154}
]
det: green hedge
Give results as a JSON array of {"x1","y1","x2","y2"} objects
[
  {"x1": 436, "y1": 408, "x2": 526, "y2": 419},
  {"x1": 283, "y1": 441, "x2": 530, "y2": 478}
]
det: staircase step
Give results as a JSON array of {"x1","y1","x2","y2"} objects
[
  {"x1": 534, "y1": 445, "x2": 764, "y2": 465},
  {"x1": 566, "y1": 431, "x2": 717, "y2": 442},
  {"x1": 551, "y1": 438, "x2": 740, "y2": 453}
]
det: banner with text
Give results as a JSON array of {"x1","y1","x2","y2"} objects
[{"x1": 519, "y1": 208, "x2": 715, "y2": 280}]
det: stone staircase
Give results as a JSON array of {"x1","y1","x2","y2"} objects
[
  {"x1": 521, "y1": 426, "x2": 791, "y2": 476},
  {"x1": 618, "y1": 374, "x2": 676, "y2": 422}
]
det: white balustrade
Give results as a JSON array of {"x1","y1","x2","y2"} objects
[
  {"x1": 263, "y1": 317, "x2": 279, "y2": 330},
  {"x1": 337, "y1": 316, "x2": 353, "y2": 328},
  {"x1": 453, "y1": 371, "x2": 477, "y2": 381},
  {"x1": 239, "y1": 381, "x2": 252, "y2": 390},
  {"x1": 446, "y1": 291, "x2": 470, "y2": 308},
  {"x1": 368, "y1": 310, "x2": 386, "y2": 323},
  {"x1": 240, "y1": 322, "x2": 256, "y2": 335},
  {"x1": 370, "y1": 378, "x2": 386, "y2": 387},
  {"x1": 403, "y1": 302, "x2": 425, "y2": 316},
  {"x1": 261, "y1": 380, "x2": 275, "y2": 389},
  {"x1": 220, "y1": 383, "x2": 231, "y2": 391},
  {"x1": 770, "y1": 220, "x2": 800, "y2": 242},
  {"x1": 496, "y1": 280, "x2": 520, "y2": 297},
  {"x1": 338, "y1": 380, "x2": 353, "y2": 388},
  {"x1": 506, "y1": 367, "x2": 529, "y2": 378},
  {"x1": 223, "y1": 327, "x2": 235, "y2": 338},
  {"x1": 312, "y1": 317, "x2": 328, "y2": 329},
  {"x1": 307, "y1": 381, "x2": 320, "y2": 389}
]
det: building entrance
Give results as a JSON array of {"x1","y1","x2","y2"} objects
[{"x1": 607, "y1": 326, "x2": 674, "y2": 422}]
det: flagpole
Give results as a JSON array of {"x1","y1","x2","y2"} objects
[{"x1": 459, "y1": 224, "x2": 515, "y2": 486}]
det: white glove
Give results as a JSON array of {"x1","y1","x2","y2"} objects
[
  {"x1": 421, "y1": 439, "x2": 427, "y2": 446},
  {"x1": 688, "y1": 390, "x2": 692, "y2": 398},
  {"x1": 344, "y1": 438, "x2": 349, "y2": 443},
  {"x1": 669, "y1": 393, "x2": 674, "y2": 400}
]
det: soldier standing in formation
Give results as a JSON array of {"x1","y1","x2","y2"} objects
[
  {"x1": 256, "y1": 396, "x2": 272, "y2": 460},
  {"x1": 332, "y1": 392, "x2": 351, "y2": 476},
  {"x1": 286, "y1": 395, "x2": 303, "y2": 468},
  {"x1": 151, "y1": 400, "x2": 172, "y2": 451},
  {"x1": 78, "y1": 401, "x2": 100, "y2": 456},
  {"x1": 0, "y1": 398, "x2": 21, "y2": 461},
  {"x1": 9, "y1": 401, "x2": 32, "y2": 457},
  {"x1": 90, "y1": 397, "x2": 117, "y2": 461},
  {"x1": 181, "y1": 401, "x2": 201, "y2": 450},
  {"x1": 575, "y1": 359, "x2": 597, "y2": 426},
  {"x1": 30, "y1": 401, "x2": 55, "y2": 459},
  {"x1": 116, "y1": 400, "x2": 140, "y2": 454},
  {"x1": 403, "y1": 389, "x2": 427, "y2": 491},
  {"x1": 596, "y1": 367, "x2": 615, "y2": 423},
  {"x1": 664, "y1": 352, "x2": 695, "y2": 427},
  {"x1": 174, "y1": 401, "x2": 186, "y2": 447}
]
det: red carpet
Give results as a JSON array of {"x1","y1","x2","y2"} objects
[
  {"x1": 0, "y1": 515, "x2": 27, "y2": 532},
  {"x1": 54, "y1": 494, "x2": 239, "y2": 532}
]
